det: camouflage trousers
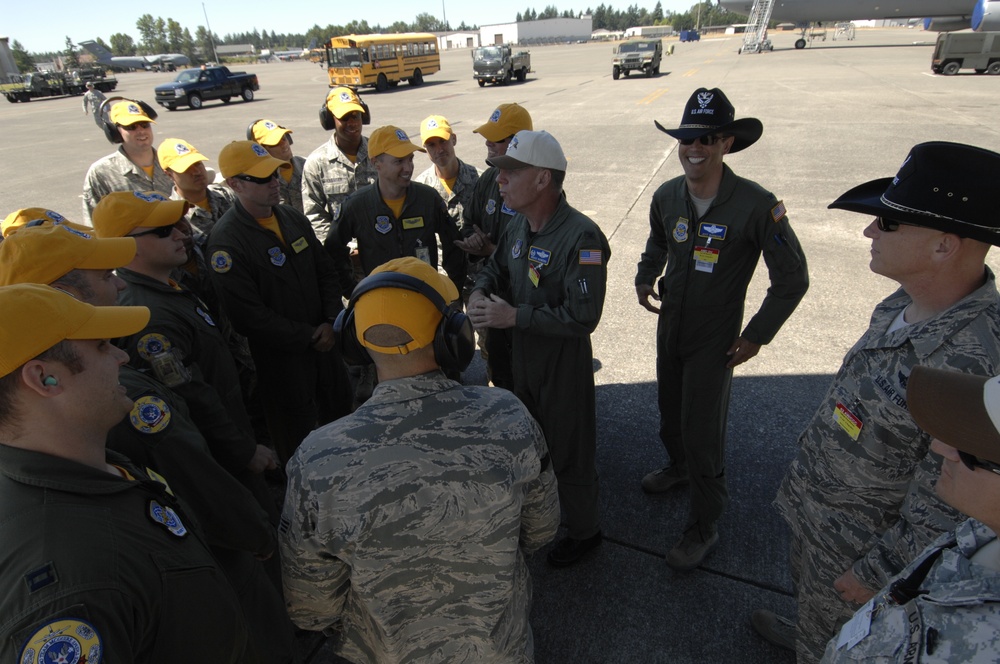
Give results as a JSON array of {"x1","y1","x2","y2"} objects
[{"x1": 789, "y1": 524, "x2": 865, "y2": 663}]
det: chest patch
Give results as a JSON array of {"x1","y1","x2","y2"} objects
[
  {"x1": 195, "y1": 306, "x2": 215, "y2": 327},
  {"x1": 401, "y1": 216, "x2": 424, "y2": 230},
  {"x1": 486, "y1": 198, "x2": 497, "y2": 215},
  {"x1": 147, "y1": 500, "x2": 188, "y2": 538},
  {"x1": 511, "y1": 238, "x2": 524, "y2": 259},
  {"x1": 268, "y1": 247, "x2": 286, "y2": 267},
  {"x1": 292, "y1": 236, "x2": 309, "y2": 253},
  {"x1": 528, "y1": 246, "x2": 551, "y2": 266},
  {"x1": 375, "y1": 215, "x2": 392, "y2": 234},
  {"x1": 673, "y1": 218, "x2": 690, "y2": 243},
  {"x1": 698, "y1": 222, "x2": 727, "y2": 241}
]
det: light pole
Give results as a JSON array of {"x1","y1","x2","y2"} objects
[{"x1": 202, "y1": 3, "x2": 220, "y2": 63}]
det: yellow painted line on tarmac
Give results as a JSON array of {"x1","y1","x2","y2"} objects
[
  {"x1": 638, "y1": 88, "x2": 669, "y2": 105},
  {"x1": 682, "y1": 69, "x2": 699, "y2": 77}
]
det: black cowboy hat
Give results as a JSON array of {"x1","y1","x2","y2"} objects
[
  {"x1": 654, "y1": 87, "x2": 763, "y2": 153},
  {"x1": 829, "y1": 141, "x2": 1000, "y2": 246}
]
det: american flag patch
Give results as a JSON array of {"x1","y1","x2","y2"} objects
[
  {"x1": 579, "y1": 249, "x2": 602, "y2": 265},
  {"x1": 771, "y1": 201, "x2": 787, "y2": 223}
]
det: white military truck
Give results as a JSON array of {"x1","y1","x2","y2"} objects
[{"x1": 472, "y1": 45, "x2": 531, "y2": 86}]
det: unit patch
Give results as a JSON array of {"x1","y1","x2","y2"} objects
[
  {"x1": 511, "y1": 238, "x2": 523, "y2": 259},
  {"x1": 195, "y1": 306, "x2": 215, "y2": 327},
  {"x1": 486, "y1": 198, "x2": 497, "y2": 215},
  {"x1": 672, "y1": 218, "x2": 690, "y2": 243},
  {"x1": 19, "y1": 618, "x2": 102, "y2": 664},
  {"x1": 500, "y1": 202, "x2": 516, "y2": 216},
  {"x1": 374, "y1": 215, "x2": 392, "y2": 234},
  {"x1": 129, "y1": 396, "x2": 171, "y2": 434},
  {"x1": 136, "y1": 333, "x2": 171, "y2": 361},
  {"x1": 147, "y1": 500, "x2": 188, "y2": 537},
  {"x1": 268, "y1": 247, "x2": 286, "y2": 267},
  {"x1": 211, "y1": 250, "x2": 232, "y2": 273}
]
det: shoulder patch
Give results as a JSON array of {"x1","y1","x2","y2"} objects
[
  {"x1": 771, "y1": 200, "x2": 787, "y2": 223},
  {"x1": 211, "y1": 250, "x2": 233, "y2": 273},
  {"x1": 579, "y1": 249, "x2": 603, "y2": 265},
  {"x1": 136, "y1": 333, "x2": 171, "y2": 361},
  {"x1": 129, "y1": 395, "x2": 171, "y2": 434},
  {"x1": 19, "y1": 618, "x2": 103, "y2": 664}
]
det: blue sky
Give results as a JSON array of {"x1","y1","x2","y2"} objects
[{"x1": 5, "y1": 0, "x2": 695, "y2": 54}]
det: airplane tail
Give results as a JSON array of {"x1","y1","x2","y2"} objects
[
  {"x1": 307, "y1": 37, "x2": 317, "y2": 49},
  {"x1": 79, "y1": 40, "x2": 113, "y2": 65}
]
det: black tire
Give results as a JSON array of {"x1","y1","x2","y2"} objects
[
  {"x1": 795, "y1": 38, "x2": 806, "y2": 49},
  {"x1": 645, "y1": 66, "x2": 653, "y2": 78},
  {"x1": 988, "y1": 62, "x2": 1000, "y2": 75},
  {"x1": 623, "y1": 69, "x2": 630, "y2": 78},
  {"x1": 478, "y1": 79, "x2": 486, "y2": 87},
  {"x1": 165, "y1": 104, "x2": 176, "y2": 111},
  {"x1": 653, "y1": 65, "x2": 660, "y2": 75},
  {"x1": 220, "y1": 95, "x2": 232, "y2": 103},
  {"x1": 410, "y1": 69, "x2": 423, "y2": 86},
  {"x1": 241, "y1": 87, "x2": 254, "y2": 102},
  {"x1": 500, "y1": 70, "x2": 511, "y2": 86},
  {"x1": 188, "y1": 93, "x2": 202, "y2": 109},
  {"x1": 376, "y1": 73, "x2": 388, "y2": 92},
  {"x1": 612, "y1": 66, "x2": 620, "y2": 80},
  {"x1": 942, "y1": 61, "x2": 961, "y2": 76},
  {"x1": 516, "y1": 67, "x2": 526, "y2": 82}
]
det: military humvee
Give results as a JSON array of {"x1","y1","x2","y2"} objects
[{"x1": 612, "y1": 39, "x2": 663, "y2": 79}]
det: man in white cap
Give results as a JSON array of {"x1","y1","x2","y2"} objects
[
  {"x1": 755, "y1": 142, "x2": 1000, "y2": 662},
  {"x1": 82, "y1": 98, "x2": 173, "y2": 224},
  {"x1": 636, "y1": 87, "x2": 809, "y2": 572},
  {"x1": 249, "y1": 119, "x2": 307, "y2": 213},
  {"x1": 209, "y1": 141, "x2": 352, "y2": 464},
  {"x1": 0, "y1": 284, "x2": 252, "y2": 662},
  {"x1": 281, "y1": 257, "x2": 559, "y2": 663},
  {"x1": 820, "y1": 364, "x2": 1000, "y2": 662},
  {"x1": 470, "y1": 129, "x2": 611, "y2": 568},
  {"x1": 302, "y1": 87, "x2": 377, "y2": 242}
]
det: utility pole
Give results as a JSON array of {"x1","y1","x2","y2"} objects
[{"x1": 202, "y1": 3, "x2": 220, "y2": 63}]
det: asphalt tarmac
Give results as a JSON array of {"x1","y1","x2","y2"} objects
[{"x1": 4, "y1": 27, "x2": 999, "y2": 664}]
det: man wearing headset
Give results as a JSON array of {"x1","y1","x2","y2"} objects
[
  {"x1": 280, "y1": 256, "x2": 559, "y2": 664},
  {"x1": 302, "y1": 87, "x2": 377, "y2": 242},
  {"x1": 82, "y1": 99, "x2": 173, "y2": 224},
  {"x1": 249, "y1": 119, "x2": 307, "y2": 214}
]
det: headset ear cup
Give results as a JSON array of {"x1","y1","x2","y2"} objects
[
  {"x1": 334, "y1": 307, "x2": 373, "y2": 366},
  {"x1": 137, "y1": 100, "x2": 158, "y2": 121},
  {"x1": 433, "y1": 310, "x2": 475, "y2": 374},
  {"x1": 319, "y1": 104, "x2": 335, "y2": 131},
  {"x1": 360, "y1": 100, "x2": 371, "y2": 125}
]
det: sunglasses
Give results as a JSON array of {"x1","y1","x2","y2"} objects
[
  {"x1": 129, "y1": 223, "x2": 178, "y2": 239},
  {"x1": 119, "y1": 122, "x2": 152, "y2": 131},
  {"x1": 959, "y1": 450, "x2": 1000, "y2": 476},
  {"x1": 679, "y1": 134, "x2": 728, "y2": 147},
  {"x1": 234, "y1": 172, "x2": 278, "y2": 185}
]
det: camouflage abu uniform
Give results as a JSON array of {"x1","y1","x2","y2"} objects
[
  {"x1": 301, "y1": 136, "x2": 377, "y2": 242},
  {"x1": 173, "y1": 183, "x2": 236, "y2": 238},
  {"x1": 82, "y1": 147, "x2": 174, "y2": 224},
  {"x1": 777, "y1": 270, "x2": 1000, "y2": 662},
  {"x1": 278, "y1": 155, "x2": 307, "y2": 214},
  {"x1": 280, "y1": 371, "x2": 560, "y2": 663},
  {"x1": 820, "y1": 518, "x2": 1000, "y2": 663},
  {"x1": 414, "y1": 159, "x2": 481, "y2": 229}
]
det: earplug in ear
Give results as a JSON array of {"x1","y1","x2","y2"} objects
[{"x1": 43, "y1": 376, "x2": 58, "y2": 387}]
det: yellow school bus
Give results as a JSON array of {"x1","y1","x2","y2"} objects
[{"x1": 326, "y1": 33, "x2": 440, "y2": 91}]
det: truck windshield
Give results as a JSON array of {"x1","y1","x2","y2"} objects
[
  {"x1": 329, "y1": 47, "x2": 364, "y2": 68},
  {"x1": 175, "y1": 70, "x2": 201, "y2": 83},
  {"x1": 619, "y1": 42, "x2": 654, "y2": 52},
  {"x1": 476, "y1": 47, "x2": 502, "y2": 60}
]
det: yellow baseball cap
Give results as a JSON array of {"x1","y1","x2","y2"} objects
[
  {"x1": 92, "y1": 191, "x2": 190, "y2": 239},
  {"x1": 249, "y1": 119, "x2": 292, "y2": 147},
  {"x1": 368, "y1": 126, "x2": 425, "y2": 159},
  {"x1": 354, "y1": 257, "x2": 458, "y2": 354},
  {"x1": 325, "y1": 86, "x2": 365, "y2": 119},
  {"x1": 218, "y1": 140, "x2": 292, "y2": 179},
  {"x1": 0, "y1": 223, "x2": 136, "y2": 287},
  {"x1": 474, "y1": 103, "x2": 533, "y2": 142},
  {"x1": 0, "y1": 284, "x2": 150, "y2": 378},
  {"x1": 157, "y1": 138, "x2": 209, "y2": 174},
  {"x1": 420, "y1": 115, "x2": 453, "y2": 144},
  {"x1": 109, "y1": 100, "x2": 156, "y2": 126},
  {"x1": 2, "y1": 208, "x2": 88, "y2": 238}
]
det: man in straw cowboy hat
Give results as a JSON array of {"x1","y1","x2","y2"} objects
[
  {"x1": 755, "y1": 141, "x2": 1000, "y2": 662},
  {"x1": 635, "y1": 87, "x2": 809, "y2": 571}
]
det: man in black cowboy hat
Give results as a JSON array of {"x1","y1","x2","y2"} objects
[
  {"x1": 753, "y1": 142, "x2": 1000, "y2": 663},
  {"x1": 635, "y1": 87, "x2": 809, "y2": 571}
]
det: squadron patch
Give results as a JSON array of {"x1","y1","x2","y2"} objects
[
  {"x1": 195, "y1": 306, "x2": 216, "y2": 327},
  {"x1": 489, "y1": 108, "x2": 502, "y2": 123},
  {"x1": 332, "y1": 201, "x2": 342, "y2": 221},
  {"x1": 268, "y1": 247, "x2": 286, "y2": 267},
  {"x1": 19, "y1": 618, "x2": 102, "y2": 664},
  {"x1": 511, "y1": 238, "x2": 523, "y2": 259},
  {"x1": 129, "y1": 396, "x2": 171, "y2": 434},
  {"x1": 374, "y1": 216, "x2": 392, "y2": 234},
  {"x1": 251, "y1": 144, "x2": 268, "y2": 157},
  {"x1": 486, "y1": 198, "x2": 497, "y2": 215},
  {"x1": 211, "y1": 250, "x2": 233, "y2": 273},
  {"x1": 147, "y1": 500, "x2": 188, "y2": 537},
  {"x1": 672, "y1": 217, "x2": 690, "y2": 243},
  {"x1": 501, "y1": 202, "x2": 516, "y2": 216},
  {"x1": 136, "y1": 333, "x2": 171, "y2": 361}
]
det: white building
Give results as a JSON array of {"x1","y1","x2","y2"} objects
[
  {"x1": 479, "y1": 16, "x2": 594, "y2": 46},
  {"x1": 437, "y1": 31, "x2": 480, "y2": 49}
]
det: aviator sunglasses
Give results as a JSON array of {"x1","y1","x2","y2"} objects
[
  {"x1": 679, "y1": 134, "x2": 728, "y2": 147},
  {"x1": 129, "y1": 223, "x2": 179, "y2": 239},
  {"x1": 234, "y1": 172, "x2": 279, "y2": 185},
  {"x1": 959, "y1": 450, "x2": 1000, "y2": 477}
]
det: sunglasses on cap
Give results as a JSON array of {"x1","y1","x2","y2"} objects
[
  {"x1": 679, "y1": 134, "x2": 728, "y2": 147},
  {"x1": 959, "y1": 450, "x2": 1000, "y2": 477},
  {"x1": 875, "y1": 216, "x2": 916, "y2": 233},
  {"x1": 119, "y1": 122, "x2": 152, "y2": 131},
  {"x1": 129, "y1": 223, "x2": 179, "y2": 239},
  {"x1": 234, "y1": 172, "x2": 279, "y2": 185}
]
